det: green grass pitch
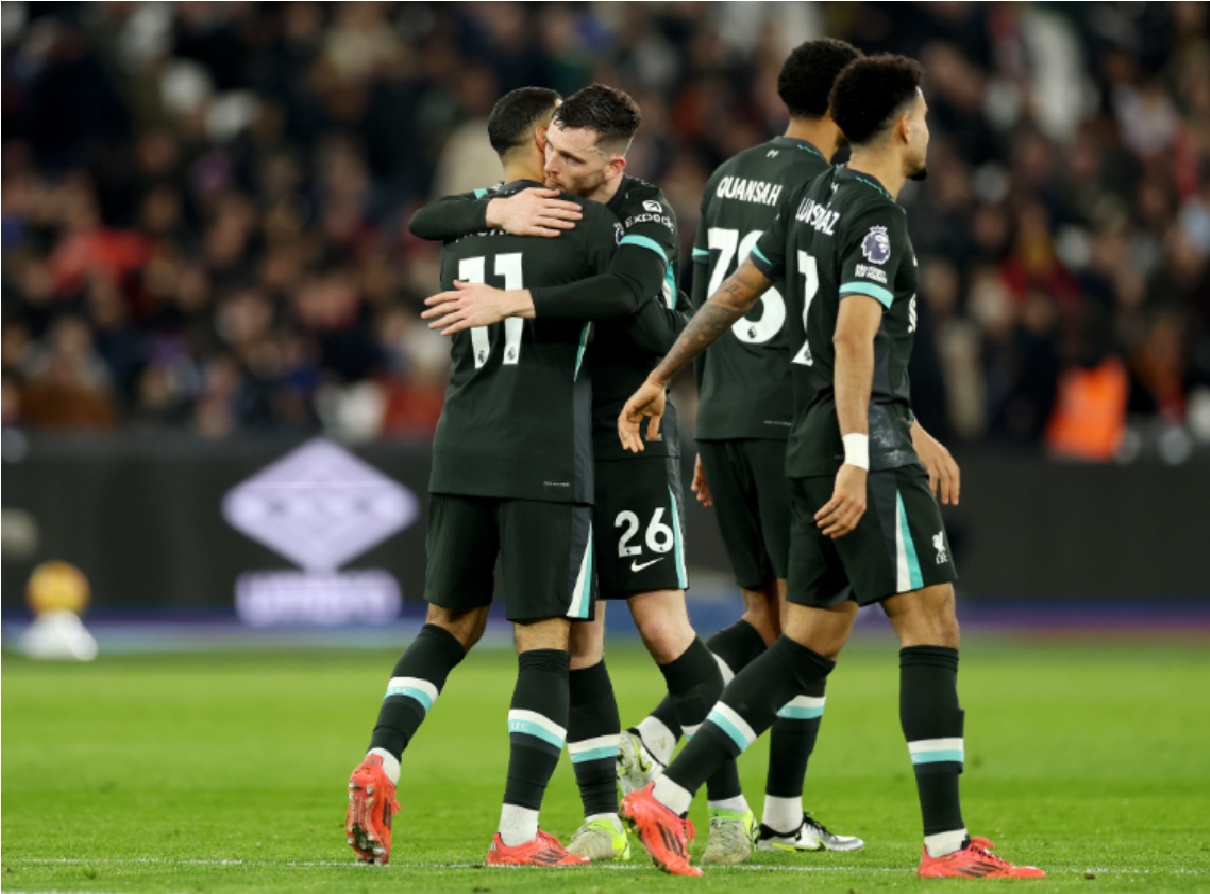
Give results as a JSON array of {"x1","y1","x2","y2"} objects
[{"x1": 3, "y1": 634, "x2": 1209, "y2": 893}]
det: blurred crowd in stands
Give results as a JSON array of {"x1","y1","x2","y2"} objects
[{"x1": 3, "y1": 2, "x2": 1209, "y2": 460}]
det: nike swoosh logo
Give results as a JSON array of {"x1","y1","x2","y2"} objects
[{"x1": 630, "y1": 558, "x2": 664, "y2": 572}]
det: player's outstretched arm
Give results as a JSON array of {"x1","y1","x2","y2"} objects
[
  {"x1": 618, "y1": 258, "x2": 772, "y2": 452},
  {"x1": 910, "y1": 420, "x2": 960, "y2": 506}
]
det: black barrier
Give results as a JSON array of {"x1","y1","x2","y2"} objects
[{"x1": 3, "y1": 433, "x2": 1208, "y2": 620}]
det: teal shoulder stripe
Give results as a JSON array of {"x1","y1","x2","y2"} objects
[
  {"x1": 691, "y1": 248, "x2": 710, "y2": 261},
  {"x1": 751, "y1": 245, "x2": 773, "y2": 267},
  {"x1": 852, "y1": 175, "x2": 890, "y2": 199},
  {"x1": 840, "y1": 281, "x2": 893, "y2": 309},
  {"x1": 473, "y1": 187, "x2": 489, "y2": 199},
  {"x1": 620, "y1": 234, "x2": 668, "y2": 262}
]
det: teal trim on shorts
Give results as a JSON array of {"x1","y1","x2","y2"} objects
[
  {"x1": 840, "y1": 281, "x2": 893, "y2": 308},
  {"x1": 896, "y1": 490, "x2": 924, "y2": 590},
  {"x1": 620, "y1": 234, "x2": 668, "y2": 263},
  {"x1": 574, "y1": 323, "x2": 591, "y2": 380},
  {"x1": 668, "y1": 486, "x2": 688, "y2": 589}
]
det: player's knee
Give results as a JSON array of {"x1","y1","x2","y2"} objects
[
  {"x1": 635, "y1": 613, "x2": 694, "y2": 663},
  {"x1": 740, "y1": 584, "x2": 781, "y2": 645},
  {"x1": 425, "y1": 604, "x2": 488, "y2": 650}
]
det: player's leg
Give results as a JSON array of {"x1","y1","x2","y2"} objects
[
  {"x1": 621, "y1": 600, "x2": 852, "y2": 875},
  {"x1": 746, "y1": 441, "x2": 862, "y2": 852},
  {"x1": 635, "y1": 442, "x2": 777, "y2": 765},
  {"x1": 564, "y1": 610, "x2": 630, "y2": 861},
  {"x1": 347, "y1": 494, "x2": 495, "y2": 864},
  {"x1": 622, "y1": 479, "x2": 855, "y2": 873},
  {"x1": 855, "y1": 466, "x2": 1042, "y2": 878},
  {"x1": 627, "y1": 586, "x2": 755, "y2": 865},
  {"x1": 487, "y1": 499, "x2": 593, "y2": 867}
]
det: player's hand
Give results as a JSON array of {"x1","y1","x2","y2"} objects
[
  {"x1": 911, "y1": 425, "x2": 960, "y2": 505},
  {"x1": 618, "y1": 379, "x2": 666, "y2": 453},
  {"x1": 815, "y1": 464, "x2": 868, "y2": 539},
  {"x1": 691, "y1": 453, "x2": 712, "y2": 507},
  {"x1": 422, "y1": 281, "x2": 518, "y2": 334},
  {"x1": 486, "y1": 188, "x2": 582, "y2": 237}
]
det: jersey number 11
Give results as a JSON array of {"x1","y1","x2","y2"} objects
[{"x1": 458, "y1": 254, "x2": 525, "y2": 368}]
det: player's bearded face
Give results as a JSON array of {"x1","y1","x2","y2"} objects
[{"x1": 543, "y1": 125, "x2": 611, "y2": 197}]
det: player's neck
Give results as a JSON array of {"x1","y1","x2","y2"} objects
[
  {"x1": 783, "y1": 117, "x2": 841, "y2": 161},
  {"x1": 502, "y1": 162, "x2": 545, "y2": 186},
  {"x1": 846, "y1": 150, "x2": 907, "y2": 201},
  {"x1": 586, "y1": 175, "x2": 623, "y2": 204}
]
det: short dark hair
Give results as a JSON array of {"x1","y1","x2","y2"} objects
[
  {"x1": 829, "y1": 55, "x2": 924, "y2": 146},
  {"x1": 552, "y1": 84, "x2": 641, "y2": 154},
  {"x1": 487, "y1": 87, "x2": 562, "y2": 159},
  {"x1": 777, "y1": 39, "x2": 862, "y2": 119}
]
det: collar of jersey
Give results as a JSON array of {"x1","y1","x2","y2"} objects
[
  {"x1": 499, "y1": 178, "x2": 548, "y2": 195},
  {"x1": 836, "y1": 165, "x2": 893, "y2": 200},
  {"x1": 772, "y1": 136, "x2": 824, "y2": 158}
]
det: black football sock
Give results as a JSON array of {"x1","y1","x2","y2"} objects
[
  {"x1": 368, "y1": 623, "x2": 467, "y2": 757},
  {"x1": 647, "y1": 619, "x2": 767, "y2": 743},
  {"x1": 900, "y1": 646, "x2": 965, "y2": 842},
  {"x1": 656, "y1": 637, "x2": 744, "y2": 802},
  {"x1": 503, "y1": 648, "x2": 570, "y2": 812},
  {"x1": 568, "y1": 660, "x2": 621, "y2": 818},
  {"x1": 665, "y1": 636, "x2": 835, "y2": 798},
  {"x1": 765, "y1": 678, "x2": 825, "y2": 803}
]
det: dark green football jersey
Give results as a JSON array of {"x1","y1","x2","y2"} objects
[
  {"x1": 429, "y1": 180, "x2": 619, "y2": 503},
  {"x1": 592, "y1": 175, "x2": 688, "y2": 462},
  {"x1": 751, "y1": 166, "x2": 921, "y2": 478},
  {"x1": 693, "y1": 137, "x2": 830, "y2": 441}
]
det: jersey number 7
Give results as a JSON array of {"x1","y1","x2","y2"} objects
[{"x1": 458, "y1": 254, "x2": 525, "y2": 368}]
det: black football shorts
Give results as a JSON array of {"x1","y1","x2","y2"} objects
[
  {"x1": 593, "y1": 455, "x2": 688, "y2": 600},
  {"x1": 787, "y1": 464, "x2": 958, "y2": 607},
  {"x1": 424, "y1": 493, "x2": 594, "y2": 622}
]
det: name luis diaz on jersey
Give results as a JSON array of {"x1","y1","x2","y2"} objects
[{"x1": 795, "y1": 197, "x2": 840, "y2": 235}]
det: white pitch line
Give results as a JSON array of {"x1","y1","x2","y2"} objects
[{"x1": 6, "y1": 857, "x2": 1206, "y2": 875}]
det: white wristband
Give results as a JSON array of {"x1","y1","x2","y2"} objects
[{"x1": 842, "y1": 433, "x2": 870, "y2": 470}]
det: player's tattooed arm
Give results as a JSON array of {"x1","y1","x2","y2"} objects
[
  {"x1": 647, "y1": 259, "x2": 772, "y2": 387},
  {"x1": 619, "y1": 259, "x2": 771, "y2": 453}
]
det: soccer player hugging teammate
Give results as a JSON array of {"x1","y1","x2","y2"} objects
[
  {"x1": 414, "y1": 85, "x2": 751, "y2": 865},
  {"x1": 346, "y1": 86, "x2": 622, "y2": 869},
  {"x1": 621, "y1": 38, "x2": 865, "y2": 857},
  {"x1": 616, "y1": 56, "x2": 1045, "y2": 879}
]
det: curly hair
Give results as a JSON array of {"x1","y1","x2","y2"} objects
[
  {"x1": 829, "y1": 55, "x2": 924, "y2": 146},
  {"x1": 777, "y1": 38, "x2": 862, "y2": 119},
  {"x1": 552, "y1": 84, "x2": 642, "y2": 154},
  {"x1": 487, "y1": 87, "x2": 562, "y2": 159}
]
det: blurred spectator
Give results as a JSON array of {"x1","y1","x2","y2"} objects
[{"x1": 0, "y1": 2, "x2": 1206, "y2": 457}]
